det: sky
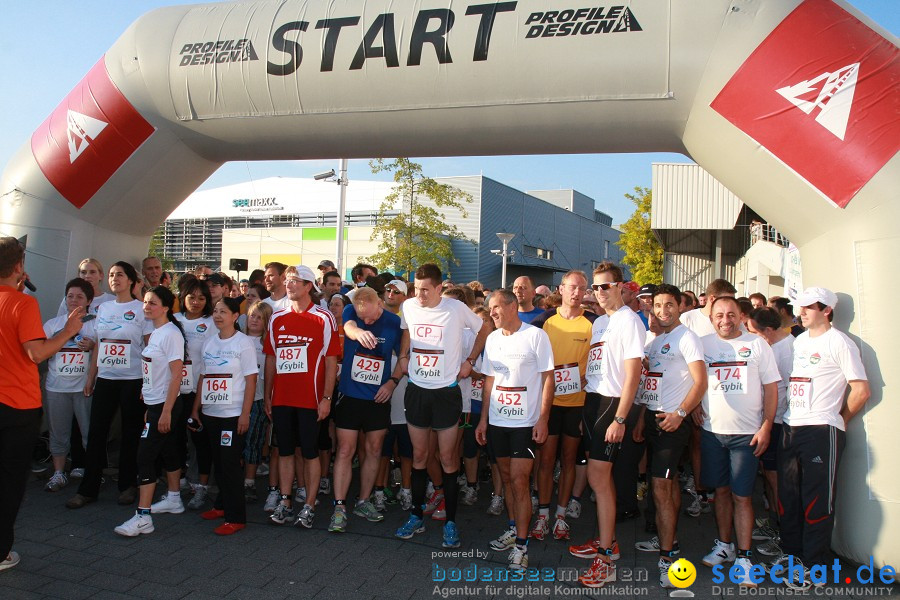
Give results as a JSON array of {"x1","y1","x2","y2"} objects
[{"x1": 1, "y1": 1, "x2": 896, "y2": 226}]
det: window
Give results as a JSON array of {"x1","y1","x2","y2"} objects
[
  {"x1": 604, "y1": 240, "x2": 610, "y2": 259},
  {"x1": 523, "y1": 245, "x2": 553, "y2": 260}
]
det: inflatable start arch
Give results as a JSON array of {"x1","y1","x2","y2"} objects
[{"x1": 1, "y1": 0, "x2": 898, "y2": 569}]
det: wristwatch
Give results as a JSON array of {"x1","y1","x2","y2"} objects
[
  {"x1": 466, "y1": 357, "x2": 477, "y2": 367},
  {"x1": 676, "y1": 408, "x2": 688, "y2": 418},
  {"x1": 614, "y1": 416, "x2": 626, "y2": 425},
  {"x1": 321, "y1": 396, "x2": 332, "y2": 402},
  {"x1": 389, "y1": 376, "x2": 400, "y2": 385}
]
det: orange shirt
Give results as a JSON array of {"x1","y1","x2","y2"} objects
[{"x1": 0, "y1": 285, "x2": 47, "y2": 409}]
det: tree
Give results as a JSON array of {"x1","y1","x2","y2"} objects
[
  {"x1": 616, "y1": 186, "x2": 663, "y2": 284},
  {"x1": 367, "y1": 158, "x2": 474, "y2": 277}
]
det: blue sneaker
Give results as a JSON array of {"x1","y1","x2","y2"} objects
[
  {"x1": 442, "y1": 521, "x2": 460, "y2": 548},
  {"x1": 395, "y1": 514, "x2": 425, "y2": 539}
]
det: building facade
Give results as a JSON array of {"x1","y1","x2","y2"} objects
[{"x1": 157, "y1": 175, "x2": 624, "y2": 288}]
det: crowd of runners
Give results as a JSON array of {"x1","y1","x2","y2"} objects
[{"x1": 0, "y1": 243, "x2": 870, "y2": 591}]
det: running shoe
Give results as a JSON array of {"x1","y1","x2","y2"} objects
[
  {"x1": 373, "y1": 490, "x2": 387, "y2": 512},
  {"x1": 114, "y1": 513, "x2": 154, "y2": 537},
  {"x1": 431, "y1": 498, "x2": 447, "y2": 521},
  {"x1": 318, "y1": 478, "x2": 331, "y2": 496},
  {"x1": 383, "y1": 486, "x2": 398, "y2": 505},
  {"x1": 263, "y1": 488, "x2": 280, "y2": 512},
  {"x1": 635, "y1": 536, "x2": 681, "y2": 554},
  {"x1": 442, "y1": 521, "x2": 461, "y2": 548},
  {"x1": 424, "y1": 490, "x2": 444, "y2": 516},
  {"x1": 0, "y1": 551, "x2": 20, "y2": 571},
  {"x1": 328, "y1": 508, "x2": 347, "y2": 533},
  {"x1": 490, "y1": 528, "x2": 517, "y2": 552},
  {"x1": 636, "y1": 481, "x2": 649, "y2": 501},
  {"x1": 487, "y1": 494, "x2": 505, "y2": 516},
  {"x1": 659, "y1": 558, "x2": 675, "y2": 589},
  {"x1": 552, "y1": 516, "x2": 570, "y2": 540},
  {"x1": 569, "y1": 539, "x2": 621, "y2": 560},
  {"x1": 579, "y1": 558, "x2": 616, "y2": 588},
  {"x1": 45, "y1": 471, "x2": 68, "y2": 492},
  {"x1": 460, "y1": 485, "x2": 478, "y2": 506},
  {"x1": 353, "y1": 500, "x2": 385, "y2": 522},
  {"x1": 151, "y1": 494, "x2": 184, "y2": 514},
  {"x1": 701, "y1": 539, "x2": 736, "y2": 567},
  {"x1": 270, "y1": 503, "x2": 294, "y2": 525},
  {"x1": 752, "y1": 521, "x2": 779, "y2": 541},
  {"x1": 188, "y1": 485, "x2": 208, "y2": 510},
  {"x1": 395, "y1": 514, "x2": 425, "y2": 539},
  {"x1": 398, "y1": 488, "x2": 413, "y2": 511},
  {"x1": 256, "y1": 462, "x2": 269, "y2": 476},
  {"x1": 565, "y1": 498, "x2": 582, "y2": 519},
  {"x1": 295, "y1": 505, "x2": 315, "y2": 528},
  {"x1": 685, "y1": 493, "x2": 701, "y2": 517},
  {"x1": 530, "y1": 515, "x2": 549, "y2": 540},
  {"x1": 294, "y1": 486, "x2": 307, "y2": 506},
  {"x1": 69, "y1": 468, "x2": 85, "y2": 479},
  {"x1": 244, "y1": 483, "x2": 257, "y2": 503},
  {"x1": 734, "y1": 557, "x2": 758, "y2": 588},
  {"x1": 508, "y1": 546, "x2": 528, "y2": 571},
  {"x1": 757, "y1": 538, "x2": 782, "y2": 557}
]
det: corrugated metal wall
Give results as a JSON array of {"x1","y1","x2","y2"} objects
[
  {"x1": 651, "y1": 163, "x2": 744, "y2": 230},
  {"x1": 663, "y1": 253, "x2": 737, "y2": 295}
]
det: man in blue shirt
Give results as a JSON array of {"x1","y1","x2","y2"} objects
[
  {"x1": 513, "y1": 276, "x2": 545, "y2": 324},
  {"x1": 329, "y1": 287, "x2": 404, "y2": 531}
]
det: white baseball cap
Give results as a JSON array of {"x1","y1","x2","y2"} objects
[
  {"x1": 790, "y1": 287, "x2": 838, "y2": 309},
  {"x1": 291, "y1": 265, "x2": 321, "y2": 293},
  {"x1": 387, "y1": 279, "x2": 408, "y2": 295}
]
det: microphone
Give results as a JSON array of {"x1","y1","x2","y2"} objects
[{"x1": 23, "y1": 277, "x2": 37, "y2": 292}]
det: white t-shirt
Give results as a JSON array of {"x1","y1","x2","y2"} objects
[
  {"x1": 458, "y1": 329, "x2": 477, "y2": 412},
  {"x1": 252, "y1": 335, "x2": 266, "y2": 401},
  {"x1": 57, "y1": 291, "x2": 115, "y2": 318},
  {"x1": 198, "y1": 331, "x2": 258, "y2": 418},
  {"x1": 43, "y1": 316, "x2": 98, "y2": 393},
  {"x1": 482, "y1": 322, "x2": 555, "y2": 427},
  {"x1": 643, "y1": 325, "x2": 704, "y2": 413},
  {"x1": 401, "y1": 297, "x2": 484, "y2": 389},
  {"x1": 771, "y1": 335, "x2": 795, "y2": 424},
  {"x1": 264, "y1": 294, "x2": 291, "y2": 314},
  {"x1": 96, "y1": 300, "x2": 154, "y2": 380},
  {"x1": 141, "y1": 322, "x2": 185, "y2": 405},
  {"x1": 584, "y1": 313, "x2": 610, "y2": 392},
  {"x1": 593, "y1": 306, "x2": 646, "y2": 398},
  {"x1": 682, "y1": 309, "x2": 716, "y2": 338},
  {"x1": 701, "y1": 333, "x2": 781, "y2": 435},
  {"x1": 174, "y1": 313, "x2": 215, "y2": 393},
  {"x1": 783, "y1": 328, "x2": 867, "y2": 431},
  {"x1": 389, "y1": 354, "x2": 408, "y2": 425}
]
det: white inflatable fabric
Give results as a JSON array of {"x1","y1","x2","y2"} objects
[{"x1": 0, "y1": 0, "x2": 898, "y2": 570}]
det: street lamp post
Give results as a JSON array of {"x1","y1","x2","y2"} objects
[
  {"x1": 313, "y1": 160, "x2": 349, "y2": 277},
  {"x1": 496, "y1": 233, "x2": 515, "y2": 289}
]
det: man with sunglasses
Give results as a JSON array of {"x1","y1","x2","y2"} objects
[
  {"x1": 530, "y1": 271, "x2": 597, "y2": 543},
  {"x1": 633, "y1": 284, "x2": 706, "y2": 588},
  {"x1": 573, "y1": 262, "x2": 645, "y2": 588},
  {"x1": 383, "y1": 279, "x2": 407, "y2": 315}
]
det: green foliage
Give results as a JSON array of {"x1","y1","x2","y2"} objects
[
  {"x1": 147, "y1": 229, "x2": 174, "y2": 271},
  {"x1": 367, "y1": 158, "x2": 474, "y2": 278},
  {"x1": 616, "y1": 186, "x2": 663, "y2": 284}
]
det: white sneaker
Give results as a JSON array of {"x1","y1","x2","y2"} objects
[
  {"x1": 508, "y1": 546, "x2": 528, "y2": 571},
  {"x1": 487, "y1": 494, "x2": 505, "y2": 516},
  {"x1": 318, "y1": 478, "x2": 331, "y2": 496},
  {"x1": 659, "y1": 558, "x2": 675, "y2": 589},
  {"x1": 635, "y1": 536, "x2": 681, "y2": 554},
  {"x1": 187, "y1": 485, "x2": 208, "y2": 509},
  {"x1": 69, "y1": 468, "x2": 85, "y2": 479},
  {"x1": 702, "y1": 539, "x2": 736, "y2": 567},
  {"x1": 565, "y1": 498, "x2": 582, "y2": 519},
  {"x1": 263, "y1": 488, "x2": 280, "y2": 512},
  {"x1": 734, "y1": 557, "x2": 758, "y2": 588},
  {"x1": 114, "y1": 513, "x2": 155, "y2": 537},
  {"x1": 685, "y1": 493, "x2": 702, "y2": 517},
  {"x1": 257, "y1": 462, "x2": 269, "y2": 476},
  {"x1": 151, "y1": 494, "x2": 185, "y2": 514},
  {"x1": 45, "y1": 471, "x2": 68, "y2": 492},
  {"x1": 398, "y1": 488, "x2": 413, "y2": 511},
  {"x1": 490, "y1": 528, "x2": 517, "y2": 552},
  {"x1": 294, "y1": 486, "x2": 307, "y2": 505},
  {"x1": 373, "y1": 490, "x2": 387, "y2": 512},
  {"x1": 461, "y1": 485, "x2": 478, "y2": 506}
]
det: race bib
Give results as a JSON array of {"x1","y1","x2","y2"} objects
[
  {"x1": 554, "y1": 363, "x2": 581, "y2": 396},
  {"x1": 99, "y1": 338, "x2": 130, "y2": 369},
  {"x1": 471, "y1": 377, "x2": 484, "y2": 403},
  {"x1": 494, "y1": 385, "x2": 527, "y2": 420},
  {"x1": 641, "y1": 371, "x2": 662, "y2": 408},
  {"x1": 411, "y1": 348, "x2": 444, "y2": 381},
  {"x1": 788, "y1": 376, "x2": 812, "y2": 411},
  {"x1": 586, "y1": 342, "x2": 604, "y2": 377},
  {"x1": 709, "y1": 361, "x2": 748, "y2": 397},
  {"x1": 276, "y1": 343, "x2": 308, "y2": 374},
  {"x1": 202, "y1": 373, "x2": 233, "y2": 404},
  {"x1": 180, "y1": 360, "x2": 194, "y2": 394},
  {"x1": 141, "y1": 357, "x2": 153, "y2": 389},
  {"x1": 350, "y1": 353, "x2": 385, "y2": 385},
  {"x1": 55, "y1": 349, "x2": 88, "y2": 377}
]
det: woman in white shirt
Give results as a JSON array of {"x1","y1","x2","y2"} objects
[
  {"x1": 68, "y1": 262, "x2": 154, "y2": 509},
  {"x1": 241, "y1": 301, "x2": 273, "y2": 503},
  {"x1": 43, "y1": 278, "x2": 98, "y2": 492},
  {"x1": 56, "y1": 258, "x2": 115, "y2": 317},
  {"x1": 192, "y1": 297, "x2": 258, "y2": 535},
  {"x1": 114, "y1": 286, "x2": 186, "y2": 537}
]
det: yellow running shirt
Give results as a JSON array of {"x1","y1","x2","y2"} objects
[{"x1": 531, "y1": 308, "x2": 598, "y2": 407}]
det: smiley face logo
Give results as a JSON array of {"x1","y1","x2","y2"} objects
[{"x1": 668, "y1": 558, "x2": 696, "y2": 588}]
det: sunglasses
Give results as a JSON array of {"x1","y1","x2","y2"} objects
[
  {"x1": 385, "y1": 289, "x2": 403, "y2": 295},
  {"x1": 591, "y1": 282, "x2": 619, "y2": 291}
]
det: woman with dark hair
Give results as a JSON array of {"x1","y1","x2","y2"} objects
[
  {"x1": 191, "y1": 297, "x2": 257, "y2": 535},
  {"x1": 68, "y1": 262, "x2": 154, "y2": 508},
  {"x1": 175, "y1": 278, "x2": 216, "y2": 506},
  {"x1": 42, "y1": 278, "x2": 97, "y2": 492},
  {"x1": 237, "y1": 283, "x2": 269, "y2": 330},
  {"x1": 114, "y1": 286, "x2": 186, "y2": 536}
]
